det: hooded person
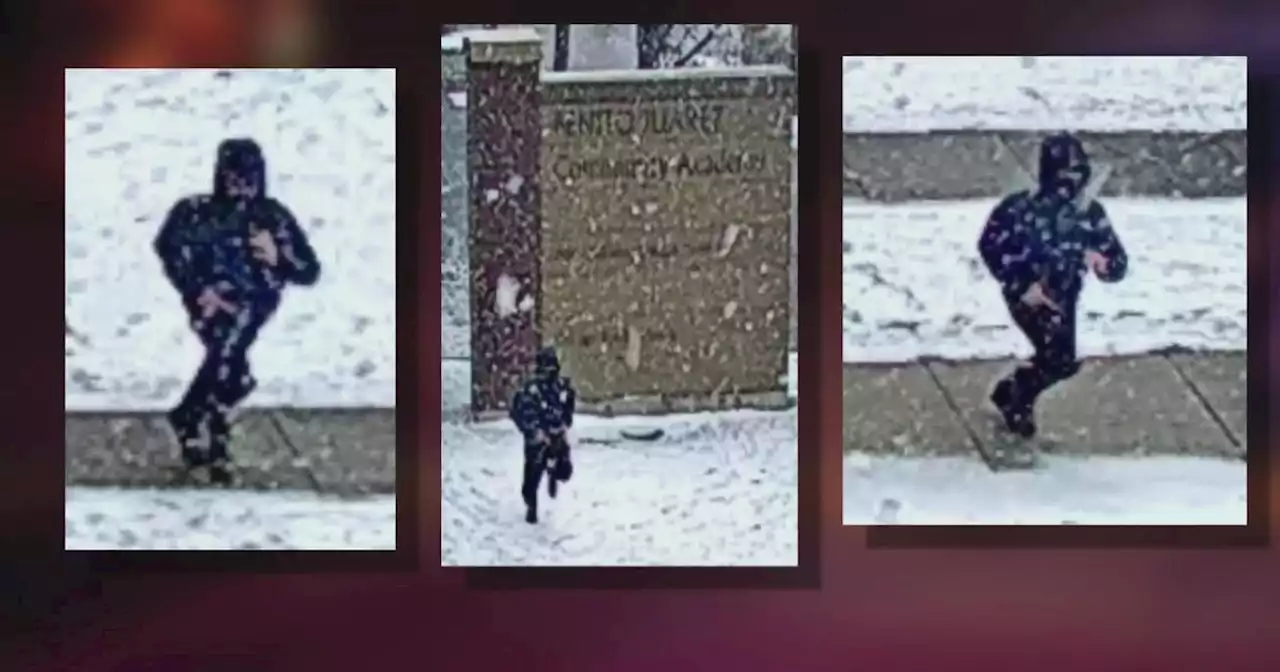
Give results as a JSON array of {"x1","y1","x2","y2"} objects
[
  {"x1": 977, "y1": 132, "x2": 1129, "y2": 438},
  {"x1": 510, "y1": 346, "x2": 577, "y2": 524},
  {"x1": 154, "y1": 138, "x2": 321, "y2": 482}
]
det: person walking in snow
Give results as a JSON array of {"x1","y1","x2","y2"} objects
[
  {"x1": 510, "y1": 347, "x2": 577, "y2": 524},
  {"x1": 977, "y1": 132, "x2": 1129, "y2": 439},
  {"x1": 154, "y1": 138, "x2": 321, "y2": 483}
]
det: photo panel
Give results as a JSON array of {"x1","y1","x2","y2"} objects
[
  {"x1": 440, "y1": 24, "x2": 801, "y2": 569},
  {"x1": 840, "y1": 56, "x2": 1248, "y2": 527},
  {"x1": 64, "y1": 68, "x2": 398, "y2": 551}
]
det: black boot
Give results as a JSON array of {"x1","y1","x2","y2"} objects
[
  {"x1": 205, "y1": 406, "x2": 235, "y2": 485},
  {"x1": 526, "y1": 504, "x2": 538, "y2": 524},
  {"x1": 547, "y1": 461, "x2": 559, "y2": 499},
  {"x1": 990, "y1": 378, "x2": 1036, "y2": 438},
  {"x1": 168, "y1": 408, "x2": 210, "y2": 468}
]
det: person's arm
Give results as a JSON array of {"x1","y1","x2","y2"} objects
[
  {"x1": 977, "y1": 194, "x2": 1043, "y2": 302},
  {"x1": 269, "y1": 201, "x2": 321, "y2": 286},
  {"x1": 1086, "y1": 202, "x2": 1128, "y2": 283},
  {"x1": 509, "y1": 385, "x2": 541, "y2": 443},
  {"x1": 153, "y1": 198, "x2": 203, "y2": 299}
]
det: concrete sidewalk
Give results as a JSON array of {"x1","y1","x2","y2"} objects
[
  {"x1": 65, "y1": 409, "x2": 396, "y2": 494},
  {"x1": 843, "y1": 352, "x2": 1246, "y2": 463}
]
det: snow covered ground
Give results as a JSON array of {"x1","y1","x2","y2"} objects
[
  {"x1": 442, "y1": 410, "x2": 797, "y2": 566},
  {"x1": 842, "y1": 56, "x2": 1247, "y2": 132},
  {"x1": 65, "y1": 487, "x2": 395, "y2": 550},
  {"x1": 842, "y1": 198, "x2": 1248, "y2": 363},
  {"x1": 844, "y1": 454, "x2": 1246, "y2": 525},
  {"x1": 65, "y1": 68, "x2": 397, "y2": 411}
]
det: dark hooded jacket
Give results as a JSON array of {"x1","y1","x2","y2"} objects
[
  {"x1": 510, "y1": 348, "x2": 577, "y2": 446},
  {"x1": 977, "y1": 132, "x2": 1128, "y2": 305},
  {"x1": 154, "y1": 138, "x2": 320, "y2": 311}
]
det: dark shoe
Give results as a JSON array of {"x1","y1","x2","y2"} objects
[
  {"x1": 525, "y1": 507, "x2": 538, "y2": 524},
  {"x1": 207, "y1": 411, "x2": 232, "y2": 463},
  {"x1": 990, "y1": 379, "x2": 1037, "y2": 438},
  {"x1": 180, "y1": 442, "x2": 210, "y2": 469},
  {"x1": 208, "y1": 459, "x2": 234, "y2": 486},
  {"x1": 547, "y1": 464, "x2": 559, "y2": 499}
]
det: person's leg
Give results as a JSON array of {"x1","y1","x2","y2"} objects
[
  {"x1": 169, "y1": 313, "x2": 235, "y2": 467},
  {"x1": 1009, "y1": 301, "x2": 1079, "y2": 406},
  {"x1": 206, "y1": 302, "x2": 272, "y2": 464},
  {"x1": 521, "y1": 443, "x2": 544, "y2": 523},
  {"x1": 554, "y1": 437, "x2": 572, "y2": 482},
  {"x1": 991, "y1": 301, "x2": 1055, "y2": 436}
]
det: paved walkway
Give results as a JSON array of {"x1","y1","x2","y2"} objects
[
  {"x1": 65, "y1": 409, "x2": 395, "y2": 494},
  {"x1": 843, "y1": 352, "x2": 1247, "y2": 465}
]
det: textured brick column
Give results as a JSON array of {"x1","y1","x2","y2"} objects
[{"x1": 466, "y1": 28, "x2": 543, "y2": 414}]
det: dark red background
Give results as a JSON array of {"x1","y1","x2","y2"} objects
[{"x1": 3, "y1": 1, "x2": 1277, "y2": 669}]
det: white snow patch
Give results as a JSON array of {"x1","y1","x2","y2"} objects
[
  {"x1": 494, "y1": 273, "x2": 521, "y2": 318},
  {"x1": 503, "y1": 174, "x2": 525, "y2": 194},
  {"x1": 842, "y1": 198, "x2": 1247, "y2": 362},
  {"x1": 716, "y1": 223, "x2": 742, "y2": 257},
  {"x1": 66, "y1": 487, "x2": 395, "y2": 550},
  {"x1": 443, "y1": 409, "x2": 797, "y2": 566},
  {"x1": 446, "y1": 92, "x2": 467, "y2": 109},
  {"x1": 484, "y1": 188, "x2": 500, "y2": 204},
  {"x1": 65, "y1": 68, "x2": 397, "y2": 411},
  {"x1": 844, "y1": 454, "x2": 1245, "y2": 525},
  {"x1": 842, "y1": 56, "x2": 1247, "y2": 132}
]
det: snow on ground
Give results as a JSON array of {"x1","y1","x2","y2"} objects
[
  {"x1": 843, "y1": 454, "x2": 1246, "y2": 525},
  {"x1": 442, "y1": 409, "x2": 797, "y2": 566},
  {"x1": 65, "y1": 487, "x2": 395, "y2": 550},
  {"x1": 842, "y1": 56, "x2": 1247, "y2": 132},
  {"x1": 842, "y1": 198, "x2": 1247, "y2": 363},
  {"x1": 65, "y1": 69, "x2": 397, "y2": 411}
]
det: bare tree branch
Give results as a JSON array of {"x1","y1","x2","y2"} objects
[{"x1": 673, "y1": 24, "x2": 721, "y2": 67}]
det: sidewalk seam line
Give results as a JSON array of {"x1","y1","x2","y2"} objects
[
  {"x1": 1162, "y1": 354, "x2": 1241, "y2": 452},
  {"x1": 920, "y1": 361, "x2": 997, "y2": 471},
  {"x1": 268, "y1": 411, "x2": 326, "y2": 493}
]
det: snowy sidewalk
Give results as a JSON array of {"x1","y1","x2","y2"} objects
[
  {"x1": 843, "y1": 454, "x2": 1246, "y2": 525},
  {"x1": 842, "y1": 352, "x2": 1246, "y2": 462},
  {"x1": 65, "y1": 486, "x2": 395, "y2": 550},
  {"x1": 65, "y1": 409, "x2": 395, "y2": 493}
]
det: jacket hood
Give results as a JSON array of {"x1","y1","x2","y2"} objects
[
  {"x1": 1037, "y1": 132, "x2": 1091, "y2": 200},
  {"x1": 214, "y1": 138, "x2": 267, "y2": 198},
  {"x1": 536, "y1": 346, "x2": 561, "y2": 378}
]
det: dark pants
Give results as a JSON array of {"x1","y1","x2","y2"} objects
[
  {"x1": 521, "y1": 436, "x2": 573, "y2": 513},
  {"x1": 1002, "y1": 298, "x2": 1081, "y2": 409},
  {"x1": 170, "y1": 300, "x2": 274, "y2": 463}
]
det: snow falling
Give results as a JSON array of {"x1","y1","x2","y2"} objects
[
  {"x1": 64, "y1": 68, "x2": 397, "y2": 550},
  {"x1": 841, "y1": 56, "x2": 1247, "y2": 525},
  {"x1": 442, "y1": 25, "x2": 800, "y2": 566}
]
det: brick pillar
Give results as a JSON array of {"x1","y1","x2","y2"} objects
[{"x1": 466, "y1": 28, "x2": 543, "y2": 414}]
